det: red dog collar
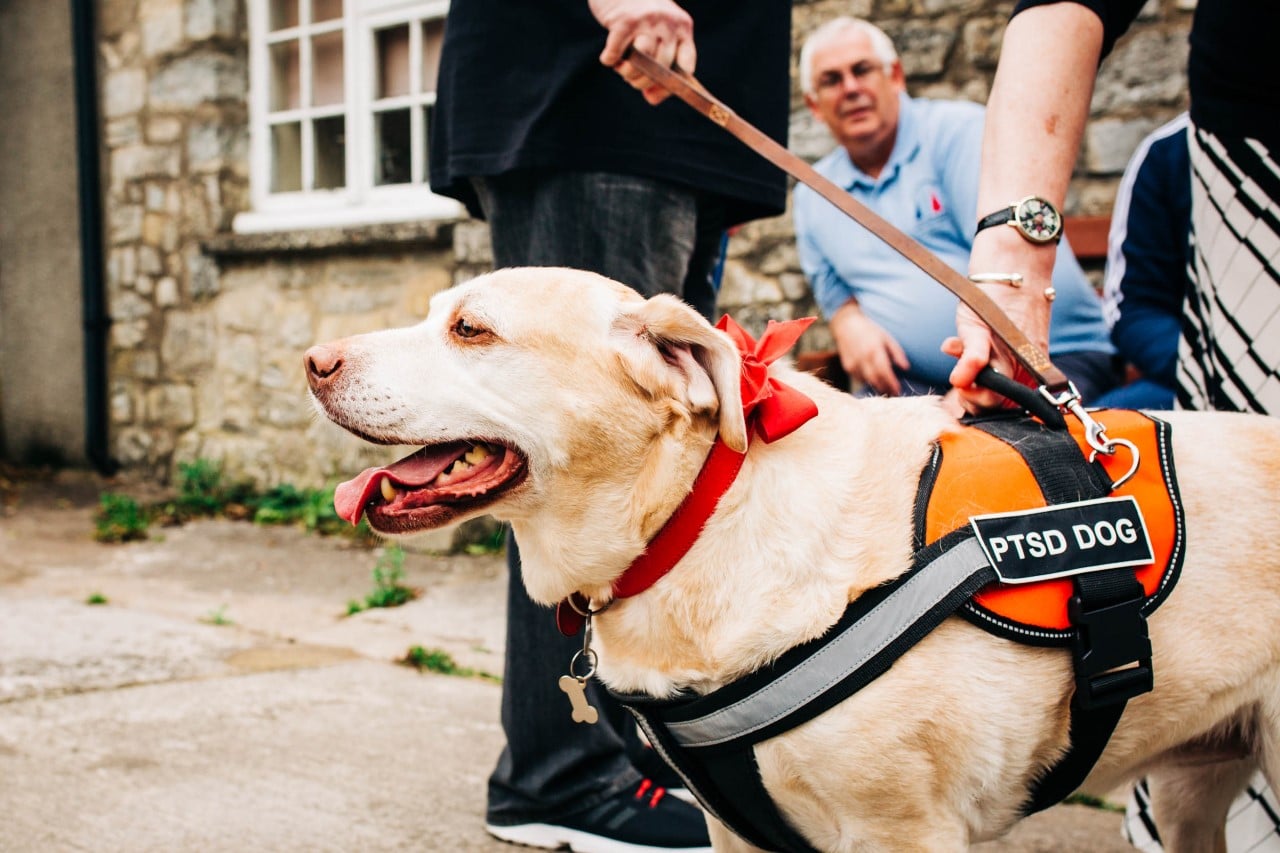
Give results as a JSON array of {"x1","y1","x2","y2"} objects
[{"x1": 556, "y1": 315, "x2": 818, "y2": 636}]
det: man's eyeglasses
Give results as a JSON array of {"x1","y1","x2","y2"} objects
[{"x1": 814, "y1": 61, "x2": 889, "y2": 93}]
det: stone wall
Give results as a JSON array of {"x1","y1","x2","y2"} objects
[
  {"x1": 98, "y1": 0, "x2": 249, "y2": 475},
  {"x1": 96, "y1": 0, "x2": 1193, "y2": 486}
]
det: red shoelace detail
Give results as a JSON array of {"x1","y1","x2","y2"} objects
[{"x1": 633, "y1": 778, "x2": 667, "y2": 808}]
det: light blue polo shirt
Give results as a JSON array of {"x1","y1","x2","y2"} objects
[{"x1": 795, "y1": 93, "x2": 1114, "y2": 391}]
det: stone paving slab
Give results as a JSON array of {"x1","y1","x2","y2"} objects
[
  {"x1": 0, "y1": 596, "x2": 250, "y2": 702},
  {"x1": 0, "y1": 660, "x2": 506, "y2": 852}
]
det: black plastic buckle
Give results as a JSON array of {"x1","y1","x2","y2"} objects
[{"x1": 1068, "y1": 590, "x2": 1153, "y2": 711}]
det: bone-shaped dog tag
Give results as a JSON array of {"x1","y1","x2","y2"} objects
[{"x1": 558, "y1": 675, "x2": 599, "y2": 724}]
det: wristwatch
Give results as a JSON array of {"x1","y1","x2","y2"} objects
[{"x1": 975, "y1": 195, "x2": 1063, "y2": 244}]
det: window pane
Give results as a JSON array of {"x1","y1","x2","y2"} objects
[
  {"x1": 421, "y1": 19, "x2": 445, "y2": 93},
  {"x1": 376, "y1": 25, "x2": 411, "y2": 99},
  {"x1": 375, "y1": 109, "x2": 411, "y2": 185},
  {"x1": 269, "y1": 0, "x2": 298, "y2": 30},
  {"x1": 269, "y1": 40, "x2": 301, "y2": 111},
  {"x1": 271, "y1": 122, "x2": 302, "y2": 192},
  {"x1": 420, "y1": 104, "x2": 434, "y2": 183},
  {"x1": 314, "y1": 116, "x2": 346, "y2": 189},
  {"x1": 312, "y1": 0, "x2": 343, "y2": 23},
  {"x1": 312, "y1": 31, "x2": 344, "y2": 106}
]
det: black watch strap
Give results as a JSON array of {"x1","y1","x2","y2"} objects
[{"x1": 976, "y1": 206, "x2": 1015, "y2": 233}]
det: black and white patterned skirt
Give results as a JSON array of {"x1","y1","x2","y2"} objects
[{"x1": 1178, "y1": 126, "x2": 1280, "y2": 415}]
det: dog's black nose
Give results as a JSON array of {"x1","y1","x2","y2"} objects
[{"x1": 304, "y1": 344, "x2": 344, "y2": 388}]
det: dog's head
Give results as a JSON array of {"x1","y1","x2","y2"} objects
[{"x1": 306, "y1": 267, "x2": 746, "y2": 593}]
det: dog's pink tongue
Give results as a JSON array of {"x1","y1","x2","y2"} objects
[
  {"x1": 334, "y1": 469, "x2": 383, "y2": 525},
  {"x1": 333, "y1": 442, "x2": 469, "y2": 525}
]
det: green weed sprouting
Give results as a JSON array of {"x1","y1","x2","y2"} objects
[
  {"x1": 175, "y1": 458, "x2": 230, "y2": 517},
  {"x1": 201, "y1": 604, "x2": 234, "y2": 626},
  {"x1": 94, "y1": 493, "x2": 149, "y2": 543},
  {"x1": 93, "y1": 458, "x2": 373, "y2": 544},
  {"x1": 346, "y1": 545, "x2": 419, "y2": 614},
  {"x1": 250, "y1": 482, "x2": 360, "y2": 537},
  {"x1": 400, "y1": 644, "x2": 500, "y2": 682}
]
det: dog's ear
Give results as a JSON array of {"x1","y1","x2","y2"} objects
[{"x1": 613, "y1": 294, "x2": 748, "y2": 452}]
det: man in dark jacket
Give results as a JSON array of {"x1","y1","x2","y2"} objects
[{"x1": 429, "y1": 2, "x2": 792, "y2": 850}]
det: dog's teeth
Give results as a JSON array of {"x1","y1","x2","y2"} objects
[
  {"x1": 465, "y1": 445, "x2": 491, "y2": 465},
  {"x1": 380, "y1": 477, "x2": 397, "y2": 502},
  {"x1": 436, "y1": 459, "x2": 467, "y2": 484}
]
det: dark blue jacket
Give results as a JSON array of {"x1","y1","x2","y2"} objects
[{"x1": 1096, "y1": 114, "x2": 1190, "y2": 411}]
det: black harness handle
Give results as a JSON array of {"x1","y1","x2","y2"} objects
[{"x1": 975, "y1": 366, "x2": 1067, "y2": 429}]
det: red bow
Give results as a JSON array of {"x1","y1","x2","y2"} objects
[{"x1": 716, "y1": 314, "x2": 819, "y2": 443}]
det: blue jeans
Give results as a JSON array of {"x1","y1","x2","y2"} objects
[{"x1": 470, "y1": 170, "x2": 727, "y2": 824}]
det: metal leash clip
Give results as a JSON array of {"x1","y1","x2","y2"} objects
[{"x1": 1039, "y1": 383, "x2": 1140, "y2": 490}]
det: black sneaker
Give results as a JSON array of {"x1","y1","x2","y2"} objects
[
  {"x1": 485, "y1": 778, "x2": 712, "y2": 852},
  {"x1": 634, "y1": 744, "x2": 695, "y2": 805}
]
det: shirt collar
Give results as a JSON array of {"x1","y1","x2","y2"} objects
[{"x1": 834, "y1": 92, "x2": 921, "y2": 190}]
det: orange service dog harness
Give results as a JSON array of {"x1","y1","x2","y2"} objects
[
  {"x1": 619, "y1": 410, "x2": 1185, "y2": 853},
  {"x1": 926, "y1": 409, "x2": 1184, "y2": 643}
]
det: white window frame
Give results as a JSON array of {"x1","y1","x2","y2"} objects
[{"x1": 236, "y1": 0, "x2": 462, "y2": 234}]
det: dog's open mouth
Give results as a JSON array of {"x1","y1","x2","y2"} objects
[{"x1": 334, "y1": 440, "x2": 527, "y2": 534}]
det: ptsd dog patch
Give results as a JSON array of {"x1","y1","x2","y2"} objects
[{"x1": 970, "y1": 496, "x2": 1154, "y2": 584}]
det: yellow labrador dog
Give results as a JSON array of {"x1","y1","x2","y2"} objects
[{"x1": 306, "y1": 267, "x2": 1280, "y2": 852}]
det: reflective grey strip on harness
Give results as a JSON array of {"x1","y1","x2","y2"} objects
[
  {"x1": 665, "y1": 538, "x2": 993, "y2": 749},
  {"x1": 617, "y1": 536, "x2": 999, "y2": 853}
]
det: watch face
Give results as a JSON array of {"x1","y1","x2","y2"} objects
[{"x1": 1013, "y1": 196, "x2": 1062, "y2": 243}]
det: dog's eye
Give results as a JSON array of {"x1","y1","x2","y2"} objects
[{"x1": 452, "y1": 317, "x2": 486, "y2": 339}]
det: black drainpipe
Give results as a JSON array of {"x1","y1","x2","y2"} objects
[{"x1": 69, "y1": 0, "x2": 116, "y2": 474}]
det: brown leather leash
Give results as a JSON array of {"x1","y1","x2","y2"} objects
[{"x1": 626, "y1": 50, "x2": 1072, "y2": 394}]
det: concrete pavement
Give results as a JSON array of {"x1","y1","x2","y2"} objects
[{"x1": 0, "y1": 469, "x2": 1134, "y2": 851}]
